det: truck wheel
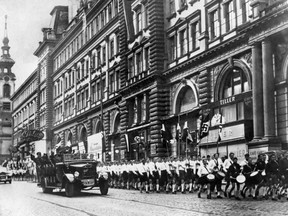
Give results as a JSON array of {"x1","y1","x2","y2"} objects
[
  {"x1": 9, "y1": 180, "x2": 11, "y2": 184},
  {"x1": 100, "y1": 180, "x2": 109, "y2": 195},
  {"x1": 65, "y1": 182, "x2": 75, "y2": 197},
  {"x1": 41, "y1": 178, "x2": 53, "y2": 193}
]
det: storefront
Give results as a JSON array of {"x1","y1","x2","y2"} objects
[{"x1": 199, "y1": 59, "x2": 254, "y2": 162}]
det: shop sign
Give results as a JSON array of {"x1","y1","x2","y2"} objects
[
  {"x1": 219, "y1": 96, "x2": 235, "y2": 106},
  {"x1": 20, "y1": 129, "x2": 44, "y2": 143},
  {"x1": 78, "y1": 142, "x2": 85, "y2": 153},
  {"x1": 205, "y1": 124, "x2": 245, "y2": 143},
  {"x1": 249, "y1": 147, "x2": 269, "y2": 162},
  {"x1": 228, "y1": 144, "x2": 248, "y2": 162},
  {"x1": 87, "y1": 133, "x2": 103, "y2": 161}
]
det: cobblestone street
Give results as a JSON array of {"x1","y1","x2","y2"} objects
[{"x1": 1, "y1": 181, "x2": 288, "y2": 216}]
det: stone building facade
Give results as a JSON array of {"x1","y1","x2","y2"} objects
[{"x1": 11, "y1": 0, "x2": 288, "y2": 162}]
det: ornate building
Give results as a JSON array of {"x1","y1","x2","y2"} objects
[
  {"x1": 11, "y1": 0, "x2": 288, "y2": 162},
  {"x1": 50, "y1": 0, "x2": 121, "y2": 161},
  {"x1": 0, "y1": 16, "x2": 16, "y2": 162}
]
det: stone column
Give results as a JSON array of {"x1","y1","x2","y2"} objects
[
  {"x1": 262, "y1": 39, "x2": 275, "y2": 138},
  {"x1": 252, "y1": 43, "x2": 264, "y2": 139}
]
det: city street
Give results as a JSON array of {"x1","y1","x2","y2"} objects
[{"x1": 1, "y1": 181, "x2": 288, "y2": 216}]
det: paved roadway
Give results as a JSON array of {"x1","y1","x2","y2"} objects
[{"x1": 1, "y1": 181, "x2": 288, "y2": 216}]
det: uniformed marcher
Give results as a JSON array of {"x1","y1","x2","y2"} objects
[
  {"x1": 227, "y1": 157, "x2": 241, "y2": 200},
  {"x1": 223, "y1": 152, "x2": 234, "y2": 197}
]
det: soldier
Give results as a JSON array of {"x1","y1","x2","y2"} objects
[
  {"x1": 197, "y1": 156, "x2": 213, "y2": 199},
  {"x1": 137, "y1": 159, "x2": 149, "y2": 193},
  {"x1": 209, "y1": 153, "x2": 224, "y2": 198},
  {"x1": 30, "y1": 152, "x2": 43, "y2": 183},
  {"x1": 279, "y1": 153, "x2": 288, "y2": 200},
  {"x1": 227, "y1": 157, "x2": 241, "y2": 200},
  {"x1": 223, "y1": 152, "x2": 234, "y2": 197},
  {"x1": 178, "y1": 157, "x2": 186, "y2": 194},
  {"x1": 266, "y1": 154, "x2": 280, "y2": 201}
]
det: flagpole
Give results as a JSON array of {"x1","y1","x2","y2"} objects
[{"x1": 178, "y1": 115, "x2": 180, "y2": 157}]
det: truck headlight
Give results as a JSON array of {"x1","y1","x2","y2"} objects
[{"x1": 74, "y1": 171, "x2": 80, "y2": 178}]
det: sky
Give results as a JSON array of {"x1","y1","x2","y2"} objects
[{"x1": 0, "y1": 0, "x2": 69, "y2": 90}]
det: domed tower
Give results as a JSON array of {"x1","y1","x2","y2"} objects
[{"x1": 0, "y1": 15, "x2": 16, "y2": 162}]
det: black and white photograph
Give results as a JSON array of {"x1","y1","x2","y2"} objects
[{"x1": 0, "y1": 0, "x2": 288, "y2": 215}]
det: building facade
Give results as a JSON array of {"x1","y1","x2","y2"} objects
[
  {"x1": 50, "y1": 0, "x2": 121, "y2": 161},
  {"x1": 12, "y1": 0, "x2": 288, "y2": 162},
  {"x1": 0, "y1": 17, "x2": 16, "y2": 162},
  {"x1": 11, "y1": 70, "x2": 38, "y2": 156}
]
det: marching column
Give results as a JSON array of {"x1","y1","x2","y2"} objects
[
  {"x1": 262, "y1": 39, "x2": 276, "y2": 138},
  {"x1": 252, "y1": 43, "x2": 264, "y2": 139}
]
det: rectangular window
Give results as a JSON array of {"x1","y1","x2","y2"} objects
[
  {"x1": 240, "y1": 0, "x2": 248, "y2": 24},
  {"x1": 226, "y1": 1, "x2": 236, "y2": 32},
  {"x1": 136, "y1": 52, "x2": 142, "y2": 75},
  {"x1": 169, "y1": 36, "x2": 176, "y2": 61},
  {"x1": 101, "y1": 11, "x2": 104, "y2": 28},
  {"x1": 108, "y1": 3, "x2": 112, "y2": 20},
  {"x1": 191, "y1": 20, "x2": 200, "y2": 51},
  {"x1": 114, "y1": 0, "x2": 118, "y2": 15},
  {"x1": 110, "y1": 39, "x2": 114, "y2": 58},
  {"x1": 91, "y1": 84, "x2": 96, "y2": 103},
  {"x1": 115, "y1": 70, "x2": 120, "y2": 91},
  {"x1": 179, "y1": 29, "x2": 187, "y2": 57},
  {"x1": 109, "y1": 72, "x2": 115, "y2": 93},
  {"x1": 3, "y1": 102, "x2": 10, "y2": 111},
  {"x1": 96, "y1": 16, "x2": 99, "y2": 31},
  {"x1": 209, "y1": 9, "x2": 220, "y2": 39},
  {"x1": 96, "y1": 82, "x2": 101, "y2": 101},
  {"x1": 179, "y1": 0, "x2": 186, "y2": 9},
  {"x1": 144, "y1": 5, "x2": 149, "y2": 28},
  {"x1": 97, "y1": 48, "x2": 101, "y2": 67},
  {"x1": 81, "y1": 62, "x2": 85, "y2": 79},
  {"x1": 140, "y1": 96, "x2": 146, "y2": 122},
  {"x1": 128, "y1": 57, "x2": 134, "y2": 79},
  {"x1": 102, "y1": 45, "x2": 106, "y2": 64},
  {"x1": 169, "y1": 0, "x2": 175, "y2": 15},
  {"x1": 136, "y1": 11, "x2": 142, "y2": 33},
  {"x1": 144, "y1": 47, "x2": 150, "y2": 71}
]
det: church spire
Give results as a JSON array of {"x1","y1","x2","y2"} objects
[
  {"x1": 3, "y1": 15, "x2": 9, "y2": 46},
  {"x1": 0, "y1": 15, "x2": 15, "y2": 71}
]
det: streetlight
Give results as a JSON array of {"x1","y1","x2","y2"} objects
[{"x1": 94, "y1": 66, "x2": 105, "y2": 161}]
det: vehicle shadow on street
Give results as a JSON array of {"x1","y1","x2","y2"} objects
[{"x1": 46, "y1": 190, "x2": 106, "y2": 198}]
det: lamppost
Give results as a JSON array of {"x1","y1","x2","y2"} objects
[{"x1": 95, "y1": 67, "x2": 105, "y2": 161}]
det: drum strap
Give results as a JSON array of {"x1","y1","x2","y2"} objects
[{"x1": 204, "y1": 166, "x2": 210, "y2": 174}]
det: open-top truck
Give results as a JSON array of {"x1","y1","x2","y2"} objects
[{"x1": 39, "y1": 154, "x2": 109, "y2": 197}]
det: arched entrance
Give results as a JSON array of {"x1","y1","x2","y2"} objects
[{"x1": 79, "y1": 127, "x2": 88, "y2": 153}]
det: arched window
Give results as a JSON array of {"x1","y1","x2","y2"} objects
[
  {"x1": 217, "y1": 67, "x2": 250, "y2": 123},
  {"x1": 221, "y1": 67, "x2": 248, "y2": 99},
  {"x1": 3, "y1": 84, "x2": 11, "y2": 98},
  {"x1": 177, "y1": 87, "x2": 197, "y2": 113}
]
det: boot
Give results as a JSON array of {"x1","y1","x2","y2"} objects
[
  {"x1": 156, "y1": 184, "x2": 160, "y2": 193},
  {"x1": 145, "y1": 184, "x2": 149, "y2": 193},
  {"x1": 189, "y1": 183, "x2": 193, "y2": 193}
]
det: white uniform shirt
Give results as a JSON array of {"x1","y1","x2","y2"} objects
[
  {"x1": 223, "y1": 158, "x2": 233, "y2": 172},
  {"x1": 209, "y1": 158, "x2": 223, "y2": 170},
  {"x1": 178, "y1": 161, "x2": 186, "y2": 171},
  {"x1": 197, "y1": 164, "x2": 211, "y2": 177},
  {"x1": 137, "y1": 163, "x2": 147, "y2": 174}
]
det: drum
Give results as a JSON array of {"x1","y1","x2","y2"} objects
[
  {"x1": 207, "y1": 174, "x2": 215, "y2": 182},
  {"x1": 250, "y1": 171, "x2": 262, "y2": 185},
  {"x1": 215, "y1": 171, "x2": 225, "y2": 180},
  {"x1": 236, "y1": 174, "x2": 246, "y2": 184}
]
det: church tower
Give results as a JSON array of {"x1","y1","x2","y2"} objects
[{"x1": 0, "y1": 15, "x2": 16, "y2": 162}]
